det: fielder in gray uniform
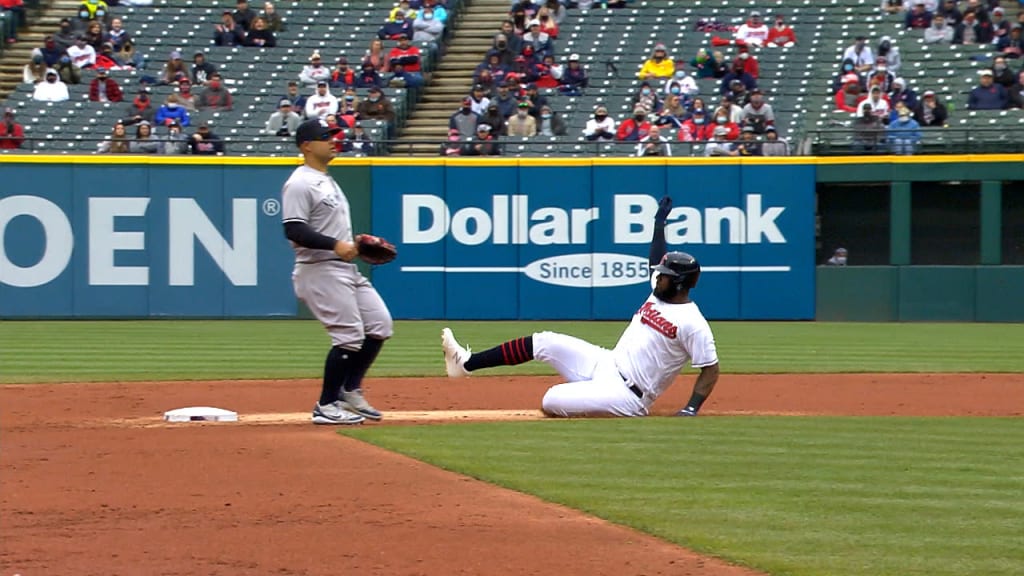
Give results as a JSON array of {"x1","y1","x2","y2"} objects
[{"x1": 281, "y1": 119, "x2": 393, "y2": 425}]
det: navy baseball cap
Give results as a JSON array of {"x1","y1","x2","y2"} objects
[{"x1": 295, "y1": 118, "x2": 342, "y2": 147}]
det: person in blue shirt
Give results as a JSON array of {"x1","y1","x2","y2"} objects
[{"x1": 886, "y1": 105, "x2": 921, "y2": 155}]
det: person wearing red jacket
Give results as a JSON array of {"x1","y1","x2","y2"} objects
[
  {"x1": 386, "y1": 35, "x2": 421, "y2": 73},
  {"x1": 0, "y1": 107, "x2": 25, "y2": 149},
  {"x1": 677, "y1": 109, "x2": 716, "y2": 142},
  {"x1": 733, "y1": 46, "x2": 760, "y2": 79},
  {"x1": 615, "y1": 104, "x2": 652, "y2": 141},
  {"x1": 330, "y1": 56, "x2": 355, "y2": 89},
  {"x1": 766, "y1": 14, "x2": 797, "y2": 46},
  {"x1": 708, "y1": 107, "x2": 741, "y2": 141},
  {"x1": 835, "y1": 73, "x2": 864, "y2": 112},
  {"x1": 88, "y1": 67, "x2": 123, "y2": 102}
]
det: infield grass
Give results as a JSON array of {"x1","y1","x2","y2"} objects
[
  {"x1": 344, "y1": 417, "x2": 1024, "y2": 576},
  {"x1": 1, "y1": 320, "x2": 1023, "y2": 383}
]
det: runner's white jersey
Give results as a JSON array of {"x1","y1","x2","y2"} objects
[{"x1": 612, "y1": 294, "x2": 718, "y2": 400}]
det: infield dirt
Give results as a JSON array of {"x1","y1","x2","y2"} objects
[{"x1": 2, "y1": 374, "x2": 1021, "y2": 575}]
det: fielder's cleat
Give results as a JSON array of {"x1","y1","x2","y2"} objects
[
  {"x1": 441, "y1": 327, "x2": 472, "y2": 378},
  {"x1": 311, "y1": 401, "x2": 366, "y2": 425},
  {"x1": 339, "y1": 389, "x2": 383, "y2": 421}
]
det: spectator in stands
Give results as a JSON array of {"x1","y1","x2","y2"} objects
[
  {"x1": 724, "y1": 79, "x2": 751, "y2": 106},
  {"x1": 98, "y1": 122, "x2": 129, "y2": 153},
  {"x1": 537, "y1": 104, "x2": 566, "y2": 137},
  {"x1": 968, "y1": 69, "x2": 1008, "y2": 109},
  {"x1": 55, "y1": 18, "x2": 76, "y2": 52},
  {"x1": 689, "y1": 48, "x2": 720, "y2": 79},
  {"x1": 364, "y1": 38, "x2": 390, "y2": 73},
  {"x1": 733, "y1": 45, "x2": 760, "y2": 79},
  {"x1": 162, "y1": 51, "x2": 188, "y2": 85},
  {"x1": 105, "y1": 18, "x2": 129, "y2": 51},
  {"x1": 388, "y1": 60, "x2": 425, "y2": 89},
  {"x1": 388, "y1": 34, "x2": 422, "y2": 73},
  {"x1": 283, "y1": 80, "x2": 307, "y2": 114},
  {"x1": 488, "y1": 34, "x2": 516, "y2": 69},
  {"x1": 925, "y1": 13, "x2": 955, "y2": 42},
  {"x1": 115, "y1": 33, "x2": 144, "y2": 70},
  {"x1": 852, "y1": 102, "x2": 884, "y2": 153},
  {"x1": 0, "y1": 108, "x2": 24, "y2": 149},
  {"x1": 475, "y1": 53, "x2": 508, "y2": 87},
  {"x1": 719, "y1": 94, "x2": 744, "y2": 123},
  {"x1": 55, "y1": 54, "x2": 81, "y2": 85},
  {"x1": 233, "y1": 0, "x2": 257, "y2": 31},
  {"x1": 68, "y1": 35, "x2": 97, "y2": 70},
  {"x1": 523, "y1": 83, "x2": 548, "y2": 118},
  {"x1": 954, "y1": 10, "x2": 992, "y2": 44},
  {"x1": 262, "y1": 2, "x2": 284, "y2": 32},
  {"x1": 509, "y1": 4, "x2": 530, "y2": 33},
  {"x1": 83, "y1": 20, "x2": 105, "y2": 51},
  {"x1": 888, "y1": 77, "x2": 917, "y2": 110},
  {"x1": 450, "y1": 97, "x2": 480, "y2": 138},
  {"x1": 420, "y1": 0, "x2": 447, "y2": 26},
  {"x1": 478, "y1": 103, "x2": 505, "y2": 135},
  {"x1": 390, "y1": 0, "x2": 411, "y2": 22},
  {"x1": 440, "y1": 127, "x2": 464, "y2": 156},
  {"x1": 638, "y1": 43, "x2": 674, "y2": 80},
  {"x1": 861, "y1": 85, "x2": 892, "y2": 121},
  {"x1": 886, "y1": 104, "x2": 921, "y2": 154},
  {"x1": 492, "y1": 81, "x2": 518, "y2": 118},
  {"x1": 498, "y1": 20, "x2": 522, "y2": 55},
  {"x1": 616, "y1": 104, "x2": 652, "y2": 141},
  {"x1": 992, "y1": 7, "x2": 1011, "y2": 40},
  {"x1": 913, "y1": 90, "x2": 949, "y2": 124},
  {"x1": 197, "y1": 73, "x2": 234, "y2": 110},
  {"x1": 468, "y1": 83, "x2": 491, "y2": 115},
  {"x1": 40, "y1": 35, "x2": 64, "y2": 68},
  {"x1": 160, "y1": 122, "x2": 189, "y2": 155},
  {"x1": 761, "y1": 126, "x2": 789, "y2": 156},
  {"x1": 726, "y1": 126, "x2": 762, "y2": 156},
  {"x1": 506, "y1": 100, "x2": 537, "y2": 136},
  {"x1": 532, "y1": 54, "x2": 561, "y2": 88},
  {"x1": 689, "y1": 96, "x2": 708, "y2": 116},
  {"x1": 338, "y1": 88, "x2": 359, "y2": 126},
  {"x1": 129, "y1": 121, "x2": 160, "y2": 154},
  {"x1": 741, "y1": 89, "x2": 774, "y2": 134},
  {"x1": 536, "y1": 8, "x2": 559, "y2": 39},
  {"x1": 876, "y1": 36, "x2": 902, "y2": 73},
  {"x1": 94, "y1": 42, "x2": 123, "y2": 71},
  {"x1": 506, "y1": 54, "x2": 536, "y2": 85},
  {"x1": 826, "y1": 247, "x2": 849, "y2": 265},
  {"x1": 522, "y1": 19, "x2": 553, "y2": 60},
  {"x1": 32, "y1": 69, "x2": 69, "y2": 101},
  {"x1": 719, "y1": 61, "x2": 757, "y2": 96},
  {"x1": 192, "y1": 51, "x2": 217, "y2": 86},
  {"x1": 88, "y1": 66, "x2": 122, "y2": 102},
  {"x1": 305, "y1": 80, "x2": 339, "y2": 119},
  {"x1": 177, "y1": 78, "x2": 197, "y2": 112},
  {"x1": 992, "y1": 56, "x2": 1015, "y2": 87},
  {"x1": 734, "y1": 11, "x2": 769, "y2": 46},
  {"x1": 413, "y1": 5, "x2": 444, "y2": 45},
  {"x1": 356, "y1": 61, "x2": 385, "y2": 88},
  {"x1": 462, "y1": 123, "x2": 500, "y2": 156},
  {"x1": 584, "y1": 105, "x2": 616, "y2": 141},
  {"x1": 710, "y1": 107, "x2": 740, "y2": 140},
  {"x1": 76, "y1": 0, "x2": 111, "y2": 28},
  {"x1": 299, "y1": 52, "x2": 330, "y2": 86},
  {"x1": 678, "y1": 108, "x2": 713, "y2": 142},
  {"x1": 843, "y1": 36, "x2": 875, "y2": 73},
  {"x1": 663, "y1": 64, "x2": 698, "y2": 98},
  {"x1": 189, "y1": 123, "x2": 224, "y2": 155},
  {"x1": 1, "y1": 0, "x2": 25, "y2": 44},
  {"x1": 24, "y1": 50, "x2": 47, "y2": 84},
  {"x1": 265, "y1": 98, "x2": 301, "y2": 136},
  {"x1": 1009, "y1": 71, "x2": 1024, "y2": 109},
  {"x1": 654, "y1": 93, "x2": 688, "y2": 130},
  {"x1": 936, "y1": 0, "x2": 963, "y2": 25},
  {"x1": 766, "y1": 14, "x2": 797, "y2": 47},
  {"x1": 213, "y1": 11, "x2": 246, "y2": 46},
  {"x1": 330, "y1": 57, "x2": 355, "y2": 89},
  {"x1": 831, "y1": 60, "x2": 861, "y2": 93},
  {"x1": 155, "y1": 94, "x2": 190, "y2": 127},
  {"x1": 358, "y1": 86, "x2": 396, "y2": 124},
  {"x1": 123, "y1": 87, "x2": 155, "y2": 125},
  {"x1": 906, "y1": 1, "x2": 934, "y2": 28},
  {"x1": 245, "y1": 17, "x2": 276, "y2": 47},
  {"x1": 542, "y1": 0, "x2": 566, "y2": 25},
  {"x1": 378, "y1": 11, "x2": 413, "y2": 40},
  {"x1": 867, "y1": 58, "x2": 895, "y2": 92},
  {"x1": 636, "y1": 125, "x2": 671, "y2": 157},
  {"x1": 836, "y1": 73, "x2": 865, "y2": 112},
  {"x1": 632, "y1": 81, "x2": 662, "y2": 114},
  {"x1": 996, "y1": 24, "x2": 1022, "y2": 56},
  {"x1": 343, "y1": 121, "x2": 375, "y2": 155}
]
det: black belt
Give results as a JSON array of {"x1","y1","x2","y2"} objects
[{"x1": 620, "y1": 371, "x2": 644, "y2": 399}]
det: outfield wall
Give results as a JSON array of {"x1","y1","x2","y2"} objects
[{"x1": 0, "y1": 156, "x2": 1021, "y2": 321}]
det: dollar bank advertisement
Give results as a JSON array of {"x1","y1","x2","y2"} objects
[{"x1": 371, "y1": 162, "x2": 815, "y2": 320}]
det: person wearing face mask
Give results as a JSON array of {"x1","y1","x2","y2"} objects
[
  {"x1": 377, "y1": 11, "x2": 413, "y2": 41},
  {"x1": 536, "y1": 104, "x2": 566, "y2": 137},
  {"x1": 990, "y1": 56, "x2": 1014, "y2": 88},
  {"x1": 616, "y1": 104, "x2": 652, "y2": 142},
  {"x1": 886, "y1": 102, "x2": 921, "y2": 155},
  {"x1": 662, "y1": 63, "x2": 698, "y2": 97},
  {"x1": 197, "y1": 73, "x2": 234, "y2": 110},
  {"x1": 876, "y1": 36, "x2": 902, "y2": 74},
  {"x1": 689, "y1": 47, "x2": 720, "y2": 79},
  {"x1": 760, "y1": 126, "x2": 789, "y2": 156},
  {"x1": 632, "y1": 81, "x2": 662, "y2": 115},
  {"x1": 842, "y1": 36, "x2": 875, "y2": 73},
  {"x1": 741, "y1": 89, "x2": 774, "y2": 134},
  {"x1": 654, "y1": 94, "x2": 687, "y2": 130},
  {"x1": 32, "y1": 69, "x2": 70, "y2": 102},
  {"x1": 710, "y1": 107, "x2": 739, "y2": 141},
  {"x1": 638, "y1": 43, "x2": 675, "y2": 80},
  {"x1": 583, "y1": 105, "x2": 616, "y2": 141},
  {"x1": 912, "y1": 90, "x2": 948, "y2": 125},
  {"x1": 155, "y1": 93, "x2": 191, "y2": 127},
  {"x1": 996, "y1": 23, "x2": 1022, "y2": 57},
  {"x1": 413, "y1": 6, "x2": 443, "y2": 44},
  {"x1": 905, "y1": 2, "x2": 934, "y2": 29},
  {"x1": 506, "y1": 100, "x2": 537, "y2": 137},
  {"x1": 719, "y1": 61, "x2": 757, "y2": 96},
  {"x1": 440, "y1": 127, "x2": 464, "y2": 157},
  {"x1": 449, "y1": 97, "x2": 481, "y2": 138},
  {"x1": 678, "y1": 108, "x2": 715, "y2": 142},
  {"x1": 826, "y1": 248, "x2": 849, "y2": 266},
  {"x1": 478, "y1": 103, "x2": 506, "y2": 135},
  {"x1": 299, "y1": 51, "x2": 331, "y2": 87},
  {"x1": 88, "y1": 67, "x2": 122, "y2": 102},
  {"x1": 357, "y1": 86, "x2": 396, "y2": 123},
  {"x1": 356, "y1": 61, "x2": 385, "y2": 88},
  {"x1": 121, "y1": 86, "x2": 155, "y2": 125},
  {"x1": 924, "y1": 14, "x2": 955, "y2": 43},
  {"x1": 330, "y1": 57, "x2": 355, "y2": 89},
  {"x1": 766, "y1": 14, "x2": 797, "y2": 47},
  {"x1": 161, "y1": 121, "x2": 189, "y2": 155},
  {"x1": 831, "y1": 58, "x2": 863, "y2": 93},
  {"x1": 0, "y1": 108, "x2": 25, "y2": 150},
  {"x1": 835, "y1": 73, "x2": 866, "y2": 112},
  {"x1": 852, "y1": 102, "x2": 884, "y2": 153},
  {"x1": 734, "y1": 11, "x2": 770, "y2": 46},
  {"x1": 54, "y1": 18, "x2": 77, "y2": 52},
  {"x1": 888, "y1": 77, "x2": 917, "y2": 110},
  {"x1": 732, "y1": 46, "x2": 760, "y2": 79}
]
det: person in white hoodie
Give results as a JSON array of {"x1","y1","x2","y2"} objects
[
  {"x1": 583, "y1": 105, "x2": 616, "y2": 141},
  {"x1": 662, "y1": 68, "x2": 699, "y2": 98},
  {"x1": 32, "y1": 69, "x2": 70, "y2": 102},
  {"x1": 299, "y1": 51, "x2": 331, "y2": 87},
  {"x1": 304, "y1": 80, "x2": 339, "y2": 119}
]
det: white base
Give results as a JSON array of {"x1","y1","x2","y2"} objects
[{"x1": 163, "y1": 406, "x2": 238, "y2": 423}]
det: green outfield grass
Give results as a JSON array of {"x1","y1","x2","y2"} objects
[
  {"x1": 1, "y1": 320, "x2": 1022, "y2": 383},
  {"x1": 344, "y1": 417, "x2": 1024, "y2": 576}
]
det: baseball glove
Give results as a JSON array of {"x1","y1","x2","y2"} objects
[{"x1": 355, "y1": 234, "x2": 397, "y2": 265}]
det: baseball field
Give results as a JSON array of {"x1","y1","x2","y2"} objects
[{"x1": 2, "y1": 320, "x2": 1022, "y2": 576}]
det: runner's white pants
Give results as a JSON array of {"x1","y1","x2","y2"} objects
[{"x1": 534, "y1": 331, "x2": 648, "y2": 418}]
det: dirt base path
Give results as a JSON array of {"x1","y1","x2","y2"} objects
[{"x1": 2, "y1": 374, "x2": 1022, "y2": 575}]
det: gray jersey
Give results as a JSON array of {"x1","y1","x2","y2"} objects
[{"x1": 281, "y1": 165, "x2": 352, "y2": 264}]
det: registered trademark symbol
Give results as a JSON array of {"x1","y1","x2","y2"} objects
[{"x1": 262, "y1": 199, "x2": 280, "y2": 217}]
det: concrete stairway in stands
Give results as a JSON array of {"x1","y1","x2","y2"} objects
[
  {"x1": 0, "y1": 0, "x2": 80, "y2": 99},
  {"x1": 396, "y1": 0, "x2": 508, "y2": 155}
]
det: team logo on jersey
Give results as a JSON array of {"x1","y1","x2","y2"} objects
[{"x1": 637, "y1": 302, "x2": 678, "y2": 339}]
